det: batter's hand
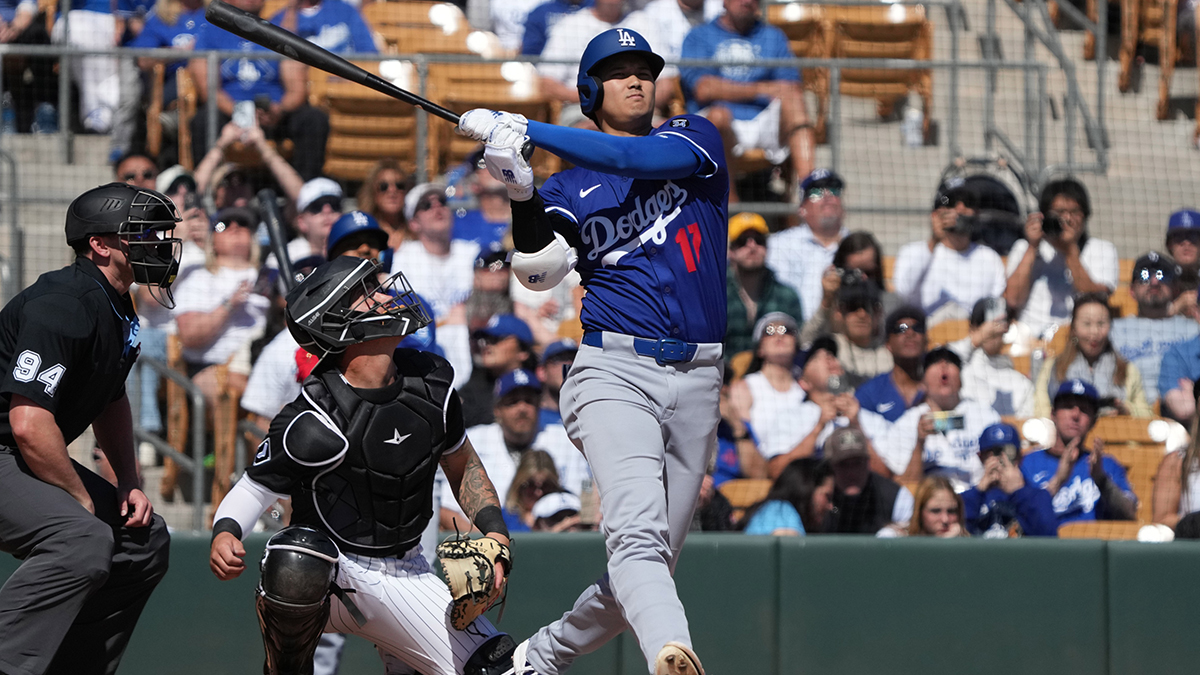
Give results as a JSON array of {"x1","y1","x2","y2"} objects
[
  {"x1": 210, "y1": 531, "x2": 247, "y2": 581},
  {"x1": 456, "y1": 109, "x2": 528, "y2": 144},
  {"x1": 483, "y1": 140, "x2": 534, "y2": 201},
  {"x1": 118, "y1": 487, "x2": 154, "y2": 527}
]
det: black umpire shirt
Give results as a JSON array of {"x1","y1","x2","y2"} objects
[{"x1": 0, "y1": 257, "x2": 139, "y2": 451}]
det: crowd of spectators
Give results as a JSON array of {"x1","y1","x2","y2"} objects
[{"x1": 20, "y1": 0, "x2": 1193, "y2": 542}]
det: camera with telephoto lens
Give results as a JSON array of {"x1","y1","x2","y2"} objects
[
  {"x1": 836, "y1": 267, "x2": 868, "y2": 285},
  {"x1": 945, "y1": 213, "x2": 978, "y2": 236}
]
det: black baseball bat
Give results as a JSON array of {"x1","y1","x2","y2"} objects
[
  {"x1": 256, "y1": 188, "x2": 296, "y2": 291},
  {"x1": 204, "y1": 0, "x2": 535, "y2": 160}
]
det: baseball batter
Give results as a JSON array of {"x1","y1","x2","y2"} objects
[
  {"x1": 208, "y1": 256, "x2": 516, "y2": 675},
  {"x1": 457, "y1": 28, "x2": 727, "y2": 675}
]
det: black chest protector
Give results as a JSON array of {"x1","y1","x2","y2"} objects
[{"x1": 291, "y1": 350, "x2": 456, "y2": 558}]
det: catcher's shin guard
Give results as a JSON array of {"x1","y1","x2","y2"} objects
[
  {"x1": 463, "y1": 633, "x2": 517, "y2": 675},
  {"x1": 255, "y1": 526, "x2": 340, "y2": 675}
]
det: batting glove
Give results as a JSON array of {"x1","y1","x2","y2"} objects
[
  {"x1": 484, "y1": 138, "x2": 534, "y2": 201},
  {"x1": 456, "y1": 109, "x2": 528, "y2": 144}
]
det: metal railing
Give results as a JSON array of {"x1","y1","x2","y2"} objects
[{"x1": 133, "y1": 356, "x2": 207, "y2": 531}]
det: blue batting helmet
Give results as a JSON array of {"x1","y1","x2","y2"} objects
[
  {"x1": 327, "y1": 210, "x2": 388, "y2": 259},
  {"x1": 577, "y1": 28, "x2": 665, "y2": 116}
]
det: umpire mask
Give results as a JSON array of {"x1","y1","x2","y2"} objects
[
  {"x1": 66, "y1": 183, "x2": 183, "y2": 308},
  {"x1": 286, "y1": 256, "x2": 433, "y2": 364}
]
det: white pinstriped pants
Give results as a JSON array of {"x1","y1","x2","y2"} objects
[{"x1": 325, "y1": 547, "x2": 500, "y2": 675}]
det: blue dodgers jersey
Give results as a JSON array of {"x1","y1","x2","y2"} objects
[
  {"x1": 270, "y1": 0, "x2": 377, "y2": 55},
  {"x1": 1021, "y1": 449, "x2": 1136, "y2": 523},
  {"x1": 539, "y1": 115, "x2": 729, "y2": 344},
  {"x1": 130, "y1": 7, "x2": 207, "y2": 76},
  {"x1": 679, "y1": 18, "x2": 800, "y2": 121},
  {"x1": 193, "y1": 22, "x2": 284, "y2": 103}
]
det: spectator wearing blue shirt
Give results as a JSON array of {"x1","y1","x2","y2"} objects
[
  {"x1": 856, "y1": 306, "x2": 927, "y2": 422},
  {"x1": 269, "y1": 0, "x2": 376, "y2": 55},
  {"x1": 743, "y1": 457, "x2": 834, "y2": 535},
  {"x1": 679, "y1": 0, "x2": 814, "y2": 201},
  {"x1": 188, "y1": 0, "x2": 330, "y2": 180},
  {"x1": 452, "y1": 156, "x2": 511, "y2": 252},
  {"x1": 521, "y1": 0, "x2": 591, "y2": 55},
  {"x1": 131, "y1": 0, "x2": 207, "y2": 105},
  {"x1": 961, "y1": 423, "x2": 1058, "y2": 537},
  {"x1": 1159, "y1": 331, "x2": 1200, "y2": 425},
  {"x1": 1021, "y1": 380, "x2": 1138, "y2": 525}
]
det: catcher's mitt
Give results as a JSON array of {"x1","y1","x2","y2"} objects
[{"x1": 437, "y1": 534, "x2": 512, "y2": 630}]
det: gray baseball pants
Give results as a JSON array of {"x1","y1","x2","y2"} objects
[
  {"x1": 526, "y1": 332, "x2": 722, "y2": 675},
  {"x1": 0, "y1": 451, "x2": 170, "y2": 675}
]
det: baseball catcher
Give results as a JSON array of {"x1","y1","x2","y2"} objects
[{"x1": 209, "y1": 256, "x2": 515, "y2": 675}]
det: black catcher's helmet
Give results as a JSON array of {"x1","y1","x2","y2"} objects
[
  {"x1": 65, "y1": 182, "x2": 182, "y2": 308},
  {"x1": 285, "y1": 256, "x2": 432, "y2": 364}
]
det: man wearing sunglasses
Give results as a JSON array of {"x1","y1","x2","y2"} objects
[
  {"x1": 767, "y1": 168, "x2": 848, "y2": 323},
  {"x1": 114, "y1": 151, "x2": 159, "y2": 190},
  {"x1": 1111, "y1": 252, "x2": 1199, "y2": 405},
  {"x1": 0, "y1": 182, "x2": 178, "y2": 675},
  {"x1": 856, "y1": 306, "x2": 928, "y2": 423},
  {"x1": 725, "y1": 212, "x2": 802, "y2": 358}
]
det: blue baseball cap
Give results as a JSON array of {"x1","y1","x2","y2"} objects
[
  {"x1": 476, "y1": 314, "x2": 533, "y2": 346},
  {"x1": 1054, "y1": 379, "x2": 1099, "y2": 405},
  {"x1": 800, "y1": 168, "x2": 845, "y2": 194},
  {"x1": 541, "y1": 338, "x2": 578, "y2": 364},
  {"x1": 327, "y1": 210, "x2": 388, "y2": 258},
  {"x1": 494, "y1": 368, "x2": 541, "y2": 399},
  {"x1": 979, "y1": 422, "x2": 1019, "y2": 452},
  {"x1": 1168, "y1": 209, "x2": 1200, "y2": 231},
  {"x1": 397, "y1": 294, "x2": 442, "y2": 357}
]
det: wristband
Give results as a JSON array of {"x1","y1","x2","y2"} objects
[
  {"x1": 473, "y1": 505, "x2": 508, "y2": 540},
  {"x1": 211, "y1": 517, "x2": 243, "y2": 543}
]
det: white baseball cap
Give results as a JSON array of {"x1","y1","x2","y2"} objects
[
  {"x1": 297, "y1": 177, "x2": 343, "y2": 213},
  {"x1": 404, "y1": 183, "x2": 448, "y2": 222},
  {"x1": 531, "y1": 492, "x2": 581, "y2": 521}
]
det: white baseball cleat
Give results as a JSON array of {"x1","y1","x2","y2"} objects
[{"x1": 655, "y1": 642, "x2": 705, "y2": 675}]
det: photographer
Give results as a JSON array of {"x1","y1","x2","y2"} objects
[
  {"x1": 823, "y1": 278, "x2": 893, "y2": 388},
  {"x1": 950, "y1": 297, "x2": 1035, "y2": 418},
  {"x1": 800, "y1": 232, "x2": 902, "y2": 346},
  {"x1": 961, "y1": 423, "x2": 1057, "y2": 537},
  {"x1": 894, "y1": 180, "x2": 1007, "y2": 327},
  {"x1": 1004, "y1": 178, "x2": 1119, "y2": 339},
  {"x1": 760, "y1": 336, "x2": 889, "y2": 479},
  {"x1": 877, "y1": 347, "x2": 1001, "y2": 490}
]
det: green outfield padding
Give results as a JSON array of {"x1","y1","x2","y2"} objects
[{"x1": 1, "y1": 532, "x2": 1199, "y2": 674}]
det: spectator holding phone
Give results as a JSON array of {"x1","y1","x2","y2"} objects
[
  {"x1": 1004, "y1": 178, "x2": 1119, "y2": 339},
  {"x1": 893, "y1": 180, "x2": 1006, "y2": 327},
  {"x1": 950, "y1": 297, "x2": 1035, "y2": 418},
  {"x1": 799, "y1": 232, "x2": 903, "y2": 345},
  {"x1": 1033, "y1": 292, "x2": 1151, "y2": 418},
  {"x1": 961, "y1": 423, "x2": 1057, "y2": 537},
  {"x1": 759, "y1": 336, "x2": 889, "y2": 479},
  {"x1": 877, "y1": 347, "x2": 1001, "y2": 490},
  {"x1": 1021, "y1": 379, "x2": 1137, "y2": 524}
]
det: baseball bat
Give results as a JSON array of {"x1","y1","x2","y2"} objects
[
  {"x1": 204, "y1": 1, "x2": 534, "y2": 160},
  {"x1": 256, "y1": 188, "x2": 297, "y2": 291}
]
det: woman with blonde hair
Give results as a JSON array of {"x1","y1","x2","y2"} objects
[
  {"x1": 1034, "y1": 292, "x2": 1151, "y2": 417},
  {"x1": 357, "y1": 158, "x2": 411, "y2": 250},
  {"x1": 503, "y1": 450, "x2": 563, "y2": 532},
  {"x1": 878, "y1": 475, "x2": 968, "y2": 537}
]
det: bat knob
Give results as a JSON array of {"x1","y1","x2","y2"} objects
[{"x1": 520, "y1": 140, "x2": 535, "y2": 163}]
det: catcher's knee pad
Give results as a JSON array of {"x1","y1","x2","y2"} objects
[
  {"x1": 463, "y1": 633, "x2": 517, "y2": 675},
  {"x1": 256, "y1": 526, "x2": 340, "y2": 675}
]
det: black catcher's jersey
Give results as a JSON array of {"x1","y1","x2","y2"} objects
[
  {"x1": 0, "y1": 257, "x2": 139, "y2": 450},
  {"x1": 248, "y1": 348, "x2": 466, "y2": 557}
]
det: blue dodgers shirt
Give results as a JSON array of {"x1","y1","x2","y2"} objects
[
  {"x1": 521, "y1": 0, "x2": 593, "y2": 55},
  {"x1": 1021, "y1": 449, "x2": 1136, "y2": 524},
  {"x1": 679, "y1": 17, "x2": 799, "y2": 121},
  {"x1": 193, "y1": 21, "x2": 284, "y2": 103},
  {"x1": 538, "y1": 115, "x2": 729, "y2": 344},
  {"x1": 270, "y1": 0, "x2": 376, "y2": 55},
  {"x1": 856, "y1": 371, "x2": 923, "y2": 423},
  {"x1": 453, "y1": 210, "x2": 508, "y2": 251},
  {"x1": 130, "y1": 7, "x2": 208, "y2": 77}
]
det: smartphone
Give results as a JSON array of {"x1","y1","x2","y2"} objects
[
  {"x1": 827, "y1": 374, "x2": 853, "y2": 396},
  {"x1": 929, "y1": 411, "x2": 966, "y2": 433},
  {"x1": 233, "y1": 100, "x2": 256, "y2": 129},
  {"x1": 984, "y1": 297, "x2": 1007, "y2": 324},
  {"x1": 253, "y1": 267, "x2": 280, "y2": 297},
  {"x1": 1041, "y1": 212, "x2": 1063, "y2": 238}
]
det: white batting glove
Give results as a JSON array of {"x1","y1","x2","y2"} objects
[
  {"x1": 484, "y1": 138, "x2": 534, "y2": 201},
  {"x1": 456, "y1": 109, "x2": 528, "y2": 144}
]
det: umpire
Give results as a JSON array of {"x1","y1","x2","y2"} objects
[{"x1": 0, "y1": 183, "x2": 179, "y2": 675}]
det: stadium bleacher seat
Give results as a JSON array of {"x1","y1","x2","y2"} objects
[
  {"x1": 719, "y1": 478, "x2": 772, "y2": 522},
  {"x1": 1087, "y1": 415, "x2": 1168, "y2": 524},
  {"x1": 1058, "y1": 520, "x2": 1141, "y2": 539},
  {"x1": 767, "y1": 2, "x2": 830, "y2": 143}
]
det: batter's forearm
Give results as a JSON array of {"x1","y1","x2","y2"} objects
[
  {"x1": 510, "y1": 191, "x2": 555, "y2": 253},
  {"x1": 526, "y1": 121, "x2": 701, "y2": 179}
]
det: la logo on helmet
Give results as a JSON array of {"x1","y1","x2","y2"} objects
[{"x1": 617, "y1": 29, "x2": 636, "y2": 47}]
